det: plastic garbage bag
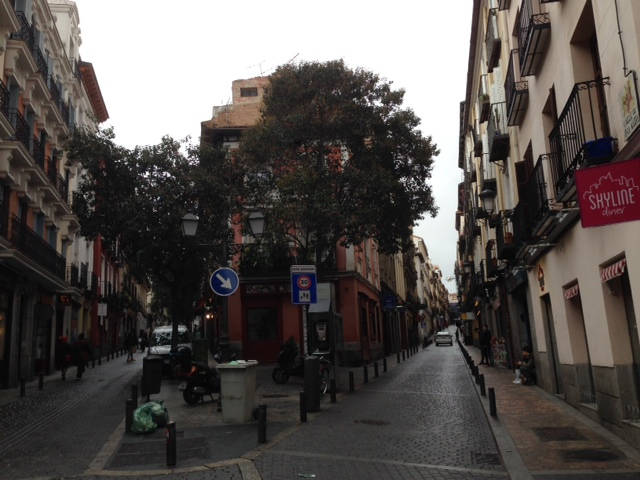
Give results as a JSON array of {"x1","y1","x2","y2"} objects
[
  {"x1": 131, "y1": 401, "x2": 168, "y2": 433},
  {"x1": 150, "y1": 401, "x2": 169, "y2": 428}
]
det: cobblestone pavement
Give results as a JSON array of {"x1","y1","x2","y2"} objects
[
  {"x1": 0, "y1": 352, "x2": 142, "y2": 479},
  {"x1": 255, "y1": 342, "x2": 507, "y2": 480}
]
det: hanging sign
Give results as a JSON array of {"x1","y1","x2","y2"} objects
[
  {"x1": 575, "y1": 158, "x2": 640, "y2": 228},
  {"x1": 621, "y1": 73, "x2": 640, "y2": 140}
]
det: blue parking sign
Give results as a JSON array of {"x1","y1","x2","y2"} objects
[{"x1": 291, "y1": 265, "x2": 317, "y2": 305}]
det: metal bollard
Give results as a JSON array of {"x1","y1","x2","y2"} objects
[
  {"x1": 402, "y1": 350, "x2": 405, "y2": 361},
  {"x1": 257, "y1": 404, "x2": 267, "y2": 443},
  {"x1": 397, "y1": 351, "x2": 401, "y2": 363},
  {"x1": 383, "y1": 358, "x2": 387, "y2": 373},
  {"x1": 475, "y1": 370, "x2": 481, "y2": 385},
  {"x1": 38, "y1": 373, "x2": 44, "y2": 390},
  {"x1": 363, "y1": 365, "x2": 368, "y2": 384},
  {"x1": 374, "y1": 362, "x2": 379, "y2": 378},
  {"x1": 98, "y1": 356, "x2": 102, "y2": 366},
  {"x1": 166, "y1": 421, "x2": 177, "y2": 467},
  {"x1": 480, "y1": 374, "x2": 486, "y2": 397},
  {"x1": 348, "y1": 371, "x2": 354, "y2": 392},
  {"x1": 131, "y1": 384, "x2": 139, "y2": 408},
  {"x1": 489, "y1": 387, "x2": 497, "y2": 417},
  {"x1": 92, "y1": 359, "x2": 95, "y2": 369},
  {"x1": 330, "y1": 379, "x2": 336, "y2": 403},
  {"x1": 299, "y1": 391, "x2": 307, "y2": 422},
  {"x1": 125, "y1": 398, "x2": 135, "y2": 433},
  {"x1": 20, "y1": 378, "x2": 25, "y2": 397}
]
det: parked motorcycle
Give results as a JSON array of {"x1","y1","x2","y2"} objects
[
  {"x1": 178, "y1": 362, "x2": 220, "y2": 405},
  {"x1": 272, "y1": 339, "x2": 332, "y2": 395}
]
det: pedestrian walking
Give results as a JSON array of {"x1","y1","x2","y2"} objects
[
  {"x1": 73, "y1": 333, "x2": 92, "y2": 380},
  {"x1": 125, "y1": 330, "x2": 137, "y2": 362},
  {"x1": 479, "y1": 325, "x2": 492, "y2": 366},
  {"x1": 56, "y1": 336, "x2": 72, "y2": 381}
]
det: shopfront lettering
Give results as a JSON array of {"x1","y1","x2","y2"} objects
[{"x1": 575, "y1": 158, "x2": 640, "y2": 228}]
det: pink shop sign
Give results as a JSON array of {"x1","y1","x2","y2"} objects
[{"x1": 575, "y1": 158, "x2": 640, "y2": 228}]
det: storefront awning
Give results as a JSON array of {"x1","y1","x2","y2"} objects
[
  {"x1": 563, "y1": 284, "x2": 580, "y2": 300},
  {"x1": 601, "y1": 258, "x2": 627, "y2": 283}
]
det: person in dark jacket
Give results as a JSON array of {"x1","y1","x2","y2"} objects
[
  {"x1": 125, "y1": 330, "x2": 137, "y2": 362},
  {"x1": 56, "y1": 336, "x2": 72, "y2": 380},
  {"x1": 73, "y1": 333, "x2": 92, "y2": 380},
  {"x1": 479, "y1": 325, "x2": 492, "y2": 365}
]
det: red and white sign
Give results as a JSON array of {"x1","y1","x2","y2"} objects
[
  {"x1": 601, "y1": 258, "x2": 627, "y2": 283},
  {"x1": 575, "y1": 158, "x2": 640, "y2": 228},
  {"x1": 563, "y1": 284, "x2": 580, "y2": 300}
]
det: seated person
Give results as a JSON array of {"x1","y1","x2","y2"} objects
[{"x1": 514, "y1": 345, "x2": 536, "y2": 385}]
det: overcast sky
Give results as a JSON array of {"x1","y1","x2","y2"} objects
[{"x1": 73, "y1": 0, "x2": 472, "y2": 292}]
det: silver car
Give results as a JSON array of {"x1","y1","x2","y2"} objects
[{"x1": 435, "y1": 330, "x2": 454, "y2": 346}]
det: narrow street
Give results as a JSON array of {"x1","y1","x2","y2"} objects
[
  {"x1": 254, "y1": 340, "x2": 506, "y2": 480},
  {"x1": 0, "y1": 352, "x2": 141, "y2": 480}
]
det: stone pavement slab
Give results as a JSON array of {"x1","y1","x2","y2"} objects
[{"x1": 464, "y1": 343, "x2": 640, "y2": 477}]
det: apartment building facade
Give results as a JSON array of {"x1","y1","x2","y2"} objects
[
  {"x1": 0, "y1": 0, "x2": 148, "y2": 388},
  {"x1": 457, "y1": 0, "x2": 640, "y2": 446}
]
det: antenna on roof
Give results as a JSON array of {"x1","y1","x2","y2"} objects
[
  {"x1": 248, "y1": 60, "x2": 266, "y2": 76},
  {"x1": 286, "y1": 53, "x2": 299, "y2": 64}
]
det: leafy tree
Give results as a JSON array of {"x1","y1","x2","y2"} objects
[
  {"x1": 67, "y1": 128, "x2": 243, "y2": 348},
  {"x1": 239, "y1": 60, "x2": 438, "y2": 268}
]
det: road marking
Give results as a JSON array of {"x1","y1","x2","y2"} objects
[
  {"x1": 267, "y1": 450, "x2": 508, "y2": 476},
  {"x1": 85, "y1": 417, "x2": 125, "y2": 474}
]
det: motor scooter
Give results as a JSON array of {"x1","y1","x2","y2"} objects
[
  {"x1": 272, "y1": 340, "x2": 331, "y2": 395},
  {"x1": 178, "y1": 362, "x2": 221, "y2": 405}
]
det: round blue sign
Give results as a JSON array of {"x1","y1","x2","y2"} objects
[{"x1": 209, "y1": 267, "x2": 239, "y2": 296}]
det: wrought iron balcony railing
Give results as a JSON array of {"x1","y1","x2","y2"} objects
[
  {"x1": 548, "y1": 78, "x2": 614, "y2": 201},
  {"x1": 486, "y1": 9, "x2": 501, "y2": 73},
  {"x1": 8, "y1": 109, "x2": 30, "y2": 151},
  {"x1": 10, "y1": 12, "x2": 35, "y2": 51},
  {"x1": 495, "y1": 214, "x2": 516, "y2": 261},
  {"x1": 80, "y1": 262, "x2": 89, "y2": 289},
  {"x1": 488, "y1": 102, "x2": 509, "y2": 162},
  {"x1": 0, "y1": 79, "x2": 9, "y2": 120},
  {"x1": 485, "y1": 240, "x2": 498, "y2": 278},
  {"x1": 11, "y1": 215, "x2": 65, "y2": 279},
  {"x1": 66, "y1": 263, "x2": 79, "y2": 287},
  {"x1": 505, "y1": 49, "x2": 529, "y2": 126},
  {"x1": 518, "y1": 0, "x2": 551, "y2": 76},
  {"x1": 32, "y1": 136, "x2": 45, "y2": 169},
  {"x1": 521, "y1": 155, "x2": 551, "y2": 230}
]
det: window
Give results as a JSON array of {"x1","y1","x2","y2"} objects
[
  {"x1": 240, "y1": 87, "x2": 258, "y2": 97},
  {"x1": 48, "y1": 226, "x2": 57, "y2": 248},
  {"x1": 35, "y1": 213, "x2": 44, "y2": 235}
]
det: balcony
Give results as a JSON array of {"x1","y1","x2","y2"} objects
[
  {"x1": 8, "y1": 109, "x2": 30, "y2": 151},
  {"x1": 10, "y1": 215, "x2": 65, "y2": 279},
  {"x1": 548, "y1": 78, "x2": 614, "y2": 201},
  {"x1": 485, "y1": 240, "x2": 498, "y2": 278},
  {"x1": 495, "y1": 214, "x2": 516, "y2": 261},
  {"x1": 486, "y1": 9, "x2": 501, "y2": 73},
  {"x1": 80, "y1": 262, "x2": 89, "y2": 289},
  {"x1": 10, "y1": 11, "x2": 35, "y2": 52},
  {"x1": 518, "y1": 0, "x2": 551, "y2": 76},
  {"x1": 522, "y1": 155, "x2": 553, "y2": 236},
  {"x1": 32, "y1": 136, "x2": 45, "y2": 169},
  {"x1": 66, "y1": 263, "x2": 79, "y2": 287},
  {"x1": 499, "y1": 0, "x2": 511, "y2": 10},
  {"x1": 488, "y1": 102, "x2": 510, "y2": 162},
  {"x1": 0, "y1": 78, "x2": 9, "y2": 119},
  {"x1": 505, "y1": 50, "x2": 529, "y2": 126},
  {"x1": 482, "y1": 156, "x2": 497, "y2": 190}
]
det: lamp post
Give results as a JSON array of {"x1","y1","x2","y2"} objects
[{"x1": 479, "y1": 187, "x2": 496, "y2": 217}]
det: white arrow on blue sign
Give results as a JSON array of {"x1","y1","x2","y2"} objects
[{"x1": 209, "y1": 267, "x2": 239, "y2": 296}]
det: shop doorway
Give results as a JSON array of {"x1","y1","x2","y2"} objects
[
  {"x1": 541, "y1": 294, "x2": 562, "y2": 395},
  {"x1": 244, "y1": 302, "x2": 280, "y2": 363}
]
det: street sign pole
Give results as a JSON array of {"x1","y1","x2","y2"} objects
[
  {"x1": 302, "y1": 303, "x2": 309, "y2": 356},
  {"x1": 291, "y1": 265, "x2": 318, "y2": 356}
]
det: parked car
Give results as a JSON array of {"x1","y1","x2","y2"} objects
[
  {"x1": 148, "y1": 325, "x2": 192, "y2": 374},
  {"x1": 435, "y1": 330, "x2": 453, "y2": 346}
]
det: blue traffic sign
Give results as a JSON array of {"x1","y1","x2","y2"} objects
[
  {"x1": 210, "y1": 267, "x2": 239, "y2": 296},
  {"x1": 291, "y1": 265, "x2": 317, "y2": 305}
]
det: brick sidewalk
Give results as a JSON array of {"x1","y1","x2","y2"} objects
[{"x1": 463, "y1": 343, "x2": 640, "y2": 476}]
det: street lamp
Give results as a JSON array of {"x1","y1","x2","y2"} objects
[
  {"x1": 247, "y1": 210, "x2": 265, "y2": 238},
  {"x1": 181, "y1": 213, "x2": 199, "y2": 237},
  {"x1": 479, "y1": 187, "x2": 497, "y2": 216}
]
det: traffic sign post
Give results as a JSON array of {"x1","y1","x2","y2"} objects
[
  {"x1": 210, "y1": 267, "x2": 240, "y2": 297},
  {"x1": 291, "y1": 265, "x2": 317, "y2": 356}
]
